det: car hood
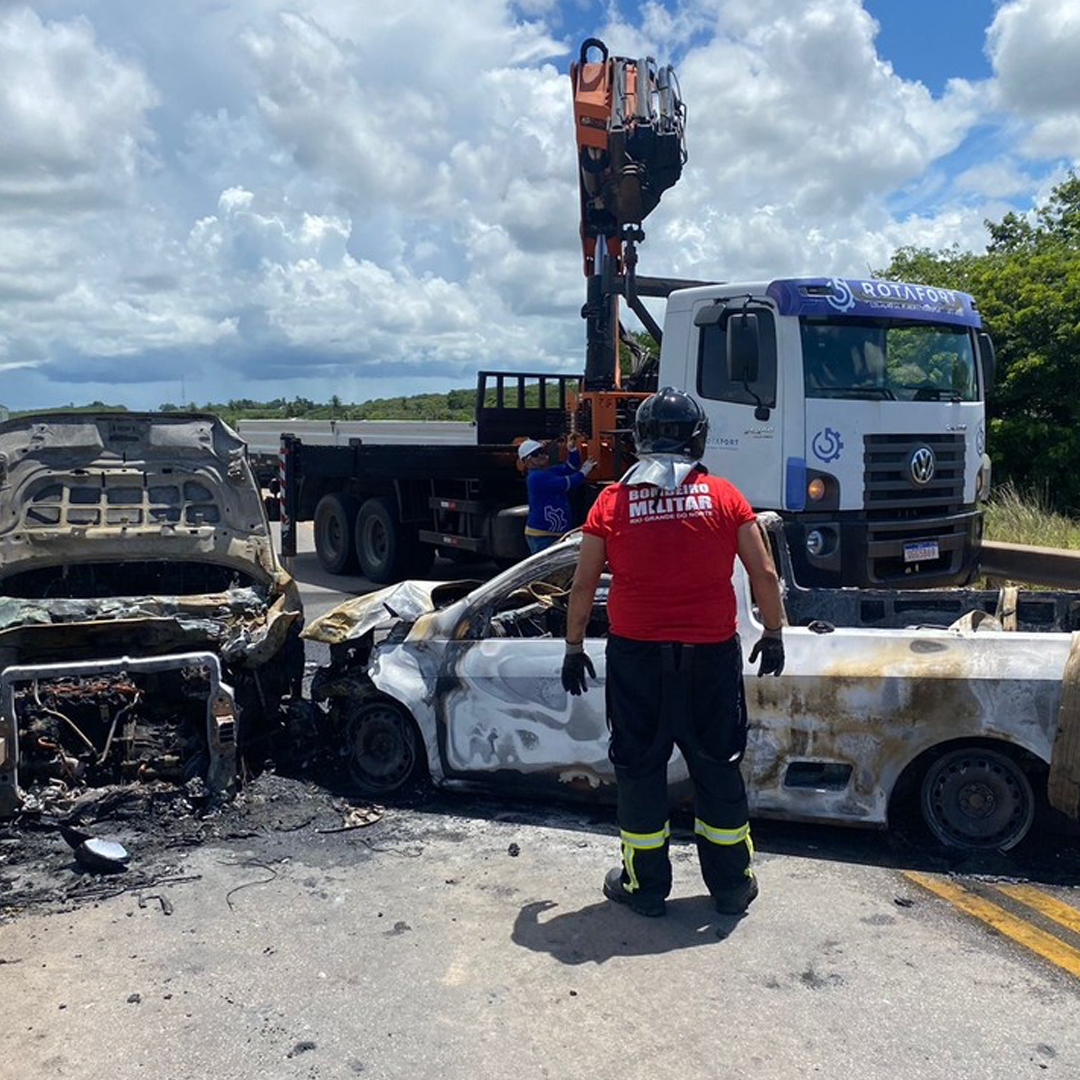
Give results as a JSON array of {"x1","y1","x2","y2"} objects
[
  {"x1": 0, "y1": 412, "x2": 302, "y2": 668},
  {"x1": 303, "y1": 579, "x2": 478, "y2": 645},
  {"x1": 0, "y1": 412, "x2": 278, "y2": 584}
]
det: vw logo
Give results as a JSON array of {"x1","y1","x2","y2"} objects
[{"x1": 909, "y1": 446, "x2": 936, "y2": 485}]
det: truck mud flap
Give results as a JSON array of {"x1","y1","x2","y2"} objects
[
  {"x1": 0, "y1": 651, "x2": 237, "y2": 817},
  {"x1": 1048, "y1": 631, "x2": 1080, "y2": 820}
]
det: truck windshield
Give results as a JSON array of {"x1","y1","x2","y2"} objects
[{"x1": 800, "y1": 317, "x2": 978, "y2": 402}]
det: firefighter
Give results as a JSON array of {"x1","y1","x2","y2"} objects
[
  {"x1": 518, "y1": 434, "x2": 597, "y2": 554},
  {"x1": 561, "y1": 387, "x2": 785, "y2": 917}
]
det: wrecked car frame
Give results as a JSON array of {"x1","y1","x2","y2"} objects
[
  {"x1": 306, "y1": 516, "x2": 1080, "y2": 851},
  {"x1": 0, "y1": 412, "x2": 304, "y2": 814}
]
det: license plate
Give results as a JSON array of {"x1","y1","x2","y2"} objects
[{"x1": 903, "y1": 540, "x2": 939, "y2": 564}]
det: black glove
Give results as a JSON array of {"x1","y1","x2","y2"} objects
[
  {"x1": 748, "y1": 629, "x2": 785, "y2": 677},
  {"x1": 561, "y1": 643, "x2": 596, "y2": 696}
]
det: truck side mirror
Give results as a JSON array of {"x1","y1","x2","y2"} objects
[
  {"x1": 977, "y1": 332, "x2": 996, "y2": 393},
  {"x1": 728, "y1": 312, "x2": 761, "y2": 385}
]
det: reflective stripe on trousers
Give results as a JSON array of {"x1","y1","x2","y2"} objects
[
  {"x1": 694, "y1": 818, "x2": 755, "y2": 878},
  {"x1": 620, "y1": 823, "x2": 670, "y2": 892}
]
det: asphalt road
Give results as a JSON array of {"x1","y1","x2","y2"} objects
[
  {"x1": 238, "y1": 419, "x2": 476, "y2": 457},
  {"x1": 279, "y1": 521, "x2": 494, "y2": 622},
  {"x1": 3, "y1": 526, "x2": 1080, "y2": 1079}
]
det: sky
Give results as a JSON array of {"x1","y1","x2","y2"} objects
[{"x1": 1, "y1": 0, "x2": 1078, "y2": 411}]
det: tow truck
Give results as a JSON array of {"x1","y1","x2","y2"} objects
[{"x1": 279, "y1": 37, "x2": 996, "y2": 589}]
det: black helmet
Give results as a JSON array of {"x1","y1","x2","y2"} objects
[{"x1": 633, "y1": 387, "x2": 708, "y2": 458}]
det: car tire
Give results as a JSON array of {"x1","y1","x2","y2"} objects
[
  {"x1": 920, "y1": 746, "x2": 1035, "y2": 852},
  {"x1": 345, "y1": 698, "x2": 426, "y2": 796},
  {"x1": 314, "y1": 493, "x2": 360, "y2": 574},
  {"x1": 355, "y1": 497, "x2": 407, "y2": 583}
]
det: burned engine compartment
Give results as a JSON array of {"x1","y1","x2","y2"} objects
[{"x1": 11, "y1": 658, "x2": 235, "y2": 799}]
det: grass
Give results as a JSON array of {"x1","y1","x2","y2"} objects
[{"x1": 983, "y1": 483, "x2": 1080, "y2": 550}]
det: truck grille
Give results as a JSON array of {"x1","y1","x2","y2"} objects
[
  {"x1": 862, "y1": 433, "x2": 970, "y2": 581},
  {"x1": 863, "y1": 433, "x2": 965, "y2": 517}
]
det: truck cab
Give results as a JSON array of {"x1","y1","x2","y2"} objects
[{"x1": 658, "y1": 276, "x2": 996, "y2": 588}]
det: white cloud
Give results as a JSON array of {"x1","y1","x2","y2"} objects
[
  {"x1": 0, "y1": 0, "x2": 1056, "y2": 409},
  {"x1": 987, "y1": 0, "x2": 1080, "y2": 158},
  {"x1": 989, "y1": 0, "x2": 1080, "y2": 114},
  {"x1": 954, "y1": 160, "x2": 1032, "y2": 199},
  {"x1": 624, "y1": 0, "x2": 985, "y2": 283},
  {"x1": 0, "y1": 6, "x2": 157, "y2": 210}
]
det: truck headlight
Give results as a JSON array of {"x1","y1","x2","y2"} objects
[{"x1": 806, "y1": 529, "x2": 826, "y2": 556}]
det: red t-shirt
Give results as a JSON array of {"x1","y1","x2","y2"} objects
[{"x1": 583, "y1": 469, "x2": 756, "y2": 643}]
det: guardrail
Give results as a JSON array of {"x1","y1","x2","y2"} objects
[{"x1": 981, "y1": 541, "x2": 1080, "y2": 589}]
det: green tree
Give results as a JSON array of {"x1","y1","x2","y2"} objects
[
  {"x1": 877, "y1": 172, "x2": 1080, "y2": 512},
  {"x1": 620, "y1": 329, "x2": 659, "y2": 378}
]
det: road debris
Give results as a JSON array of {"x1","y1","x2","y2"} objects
[
  {"x1": 317, "y1": 804, "x2": 385, "y2": 833},
  {"x1": 72, "y1": 837, "x2": 130, "y2": 873},
  {"x1": 223, "y1": 858, "x2": 281, "y2": 911},
  {"x1": 137, "y1": 893, "x2": 174, "y2": 916}
]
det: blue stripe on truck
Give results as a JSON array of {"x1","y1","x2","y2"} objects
[{"x1": 785, "y1": 457, "x2": 806, "y2": 511}]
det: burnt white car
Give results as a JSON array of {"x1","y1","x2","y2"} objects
[{"x1": 305, "y1": 520, "x2": 1080, "y2": 852}]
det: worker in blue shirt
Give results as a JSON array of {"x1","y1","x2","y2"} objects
[{"x1": 518, "y1": 434, "x2": 597, "y2": 553}]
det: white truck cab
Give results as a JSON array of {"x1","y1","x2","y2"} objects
[{"x1": 658, "y1": 276, "x2": 996, "y2": 588}]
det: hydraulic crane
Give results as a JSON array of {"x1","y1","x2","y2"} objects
[{"x1": 569, "y1": 37, "x2": 706, "y2": 478}]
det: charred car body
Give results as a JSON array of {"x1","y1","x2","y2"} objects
[
  {"x1": 305, "y1": 515, "x2": 1080, "y2": 852},
  {"x1": 0, "y1": 413, "x2": 304, "y2": 814}
]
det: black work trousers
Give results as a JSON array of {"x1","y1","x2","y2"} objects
[{"x1": 606, "y1": 633, "x2": 753, "y2": 901}]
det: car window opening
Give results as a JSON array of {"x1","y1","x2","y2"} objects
[{"x1": 485, "y1": 569, "x2": 610, "y2": 640}]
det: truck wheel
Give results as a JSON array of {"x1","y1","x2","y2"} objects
[
  {"x1": 314, "y1": 493, "x2": 360, "y2": 574},
  {"x1": 920, "y1": 747, "x2": 1035, "y2": 851},
  {"x1": 356, "y1": 497, "x2": 406, "y2": 583},
  {"x1": 346, "y1": 698, "x2": 426, "y2": 795}
]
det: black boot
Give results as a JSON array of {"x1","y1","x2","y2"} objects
[
  {"x1": 713, "y1": 875, "x2": 759, "y2": 915},
  {"x1": 603, "y1": 867, "x2": 666, "y2": 917}
]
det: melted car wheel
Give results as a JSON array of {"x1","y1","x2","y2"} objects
[
  {"x1": 346, "y1": 699, "x2": 424, "y2": 795},
  {"x1": 920, "y1": 747, "x2": 1035, "y2": 851}
]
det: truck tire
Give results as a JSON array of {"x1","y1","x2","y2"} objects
[
  {"x1": 356, "y1": 497, "x2": 407, "y2": 583},
  {"x1": 314, "y1": 493, "x2": 360, "y2": 574}
]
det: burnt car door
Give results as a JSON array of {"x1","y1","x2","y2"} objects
[{"x1": 434, "y1": 542, "x2": 615, "y2": 798}]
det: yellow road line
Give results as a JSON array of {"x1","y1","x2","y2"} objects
[
  {"x1": 903, "y1": 871, "x2": 1080, "y2": 980},
  {"x1": 996, "y1": 883, "x2": 1080, "y2": 937}
]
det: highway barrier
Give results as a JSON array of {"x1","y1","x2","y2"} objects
[{"x1": 981, "y1": 541, "x2": 1080, "y2": 589}]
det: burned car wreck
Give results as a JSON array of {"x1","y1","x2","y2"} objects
[
  {"x1": 306, "y1": 519, "x2": 1080, "y2": 853},
  {"x1": 0, "y1": 412, "x2": 304, "y2": 815}
]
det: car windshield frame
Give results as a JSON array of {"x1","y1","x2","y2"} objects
[
  {"x1": 800, "y1": 315, "x2": 979, "y2": 402},
  {"x1": 442, "y1": 534, "x2": 582, "y2": 638}
]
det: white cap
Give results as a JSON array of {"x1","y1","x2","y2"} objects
[{"x1": 517, "y1": 438, "x2": 544, "y2": 460}]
